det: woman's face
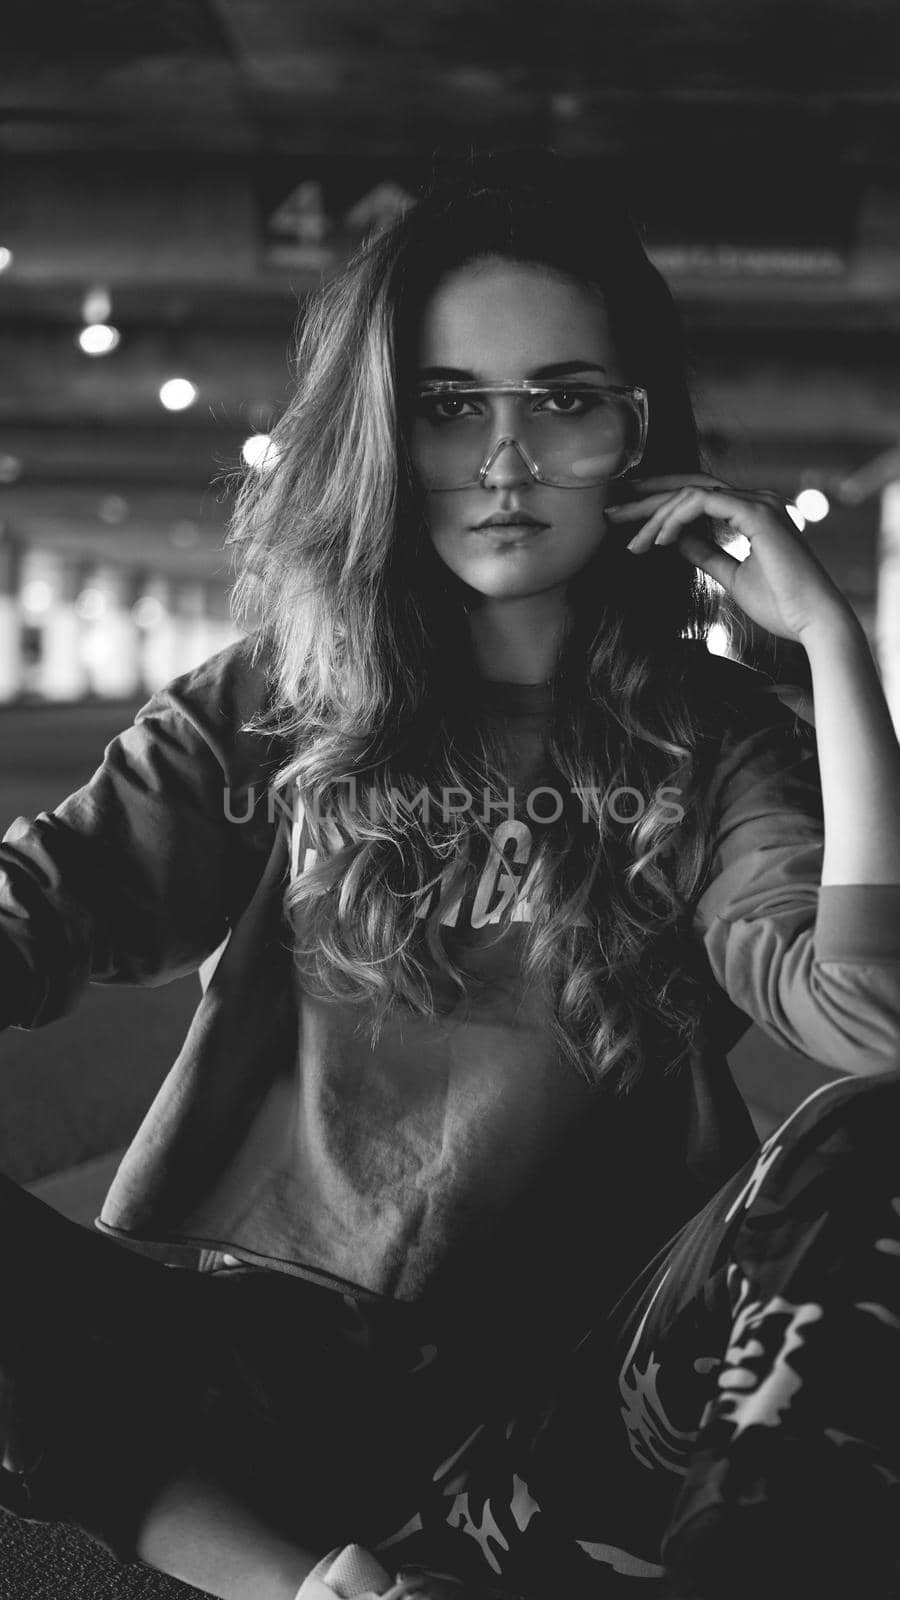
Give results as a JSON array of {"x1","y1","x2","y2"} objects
[{"x1": 412, "y1": 255, "x2": 628, "y2": 604}]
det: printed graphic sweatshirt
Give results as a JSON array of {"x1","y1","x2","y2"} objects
[{"x1": 2, "y1": 636, "x2": 899, "y2": 1338}]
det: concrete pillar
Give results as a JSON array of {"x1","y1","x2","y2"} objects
[
  {"x1": 18, "y1": 546, "x2": 91, "y2": 701},
  {"x1": 204, "y1": 578, "x2": 241, "y2": 657},
  {"x1": 79, "y1": 562, "x2": 142, "y2": 699},
  {"x1": 0, "y1": 532, "x2": 23, "y2": 701},
  {"x1": 135, "y1": 574, "x2": 179, "y2": 693},
  {"x1": 171, "y1": 581, "x2": 212, "y2": 677},
  {"x1": 876, "y1": 481, "x2": 900, "y2": 737}
]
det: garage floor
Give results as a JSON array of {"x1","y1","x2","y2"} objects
[{"x1": 0, "y1": 1508, "x2": 206, "y2": 1600}]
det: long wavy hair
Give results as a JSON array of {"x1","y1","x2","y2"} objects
[{"x1": 227, "y1": 147, "x2": 747, "y2": 1094}]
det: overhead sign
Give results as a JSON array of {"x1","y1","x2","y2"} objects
[{"x1": 262, "y1": 169, "x2": 417, "y2": 270}]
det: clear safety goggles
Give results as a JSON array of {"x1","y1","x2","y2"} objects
[{"x1": 409, "y1": 380, "x2": 649, "y2": 491}]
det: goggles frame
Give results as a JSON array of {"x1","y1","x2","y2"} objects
[{"x1": 410, "y1": 380, "x2": 649, "y2": 489}]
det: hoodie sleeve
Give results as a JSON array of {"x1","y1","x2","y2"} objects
[
  {"x1": 693, "y1": 693, "x2": 900, "y2": 1076},
  {"x1": 0, "y1": 638, "x2": 277, "y2": 1032}
]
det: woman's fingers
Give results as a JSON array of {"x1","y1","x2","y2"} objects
[
  {"x1": 625, "y1": 486, "x2": 699, "y2": 547},
  {"x1": 385, "y1": 1573, "x2": 472, "y2": 1598},
  {"x1": 381, "y1": 1582, "x2": 433, "y2": 1598}
]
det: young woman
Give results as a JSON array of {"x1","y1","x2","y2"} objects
[{"x1": 2, "y1": 150, "x2": 900, "y2": 1600}]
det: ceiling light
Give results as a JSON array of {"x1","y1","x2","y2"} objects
[
  {"x1": 159, "y1": 378, "x2": 198, "y2": 412},
  {"x1": 241, "y1": 433, "x2": 279, "y2": 471},
  {"x1": 82, "y1": 286, "x2": 112, "y2": 324},
  {"x1": 169, "y1": 519, "x2": 200, "y2": 548},
  {"x1": 98, "y1": 495, "x2": 129, "y2": 525},
  {"x1": 77, "y1": 324, "x2": 121, "y2": 356}
]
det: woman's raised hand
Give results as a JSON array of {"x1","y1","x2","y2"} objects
[{"x1": 606, "y1": 472, "x2": 855, "y2": 647}]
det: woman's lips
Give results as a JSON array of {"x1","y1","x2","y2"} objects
[{"x1": 472, "y1": 520, "x2": 549, "y2": 537}]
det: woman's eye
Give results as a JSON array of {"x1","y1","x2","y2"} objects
[
  {"x1": 537, "y1": 390, "x2": 586, "y2": 415},
  {"x1": 420, "y1": 396, "x2": 477, "y2": 422}
]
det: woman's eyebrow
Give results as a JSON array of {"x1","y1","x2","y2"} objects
[{"x1": 417, "y1": 361, "x2": 609, "y2": 380}]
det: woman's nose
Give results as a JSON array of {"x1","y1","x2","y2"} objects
[{"x1": 480, "y1": 436, "x2": 535, "y2": 489}]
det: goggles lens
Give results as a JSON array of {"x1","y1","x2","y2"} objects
[{"x1": 410, "y1": 383, "x2": 647, "y2": 490}]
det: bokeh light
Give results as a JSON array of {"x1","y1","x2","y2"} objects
[
  {"x1": 706, "y1": 620, "x2": 734, "y2": 658},
  {"x1": 77, "y1": 323, "x2": 121, "y2": 356},
  {"x1": 241, "y1": 433, "x2": 280, "y2": 471},
  {"x1": 132, "y1": 595, "x2": 166, "y2": 629},
  {"x1": 795, "y1": 488, "x2": 829, "y2": 523},
  {"x1": 82, "y1": 286, "x2": 112, "y2": 324},
  {"x1": 75, "y1": 587, "x2": 108, "y2": 622},
  {"x1": 159, "y1": 378, "x2": 198, "y2": 411},
  {"x1": 21, "y1": 579, "x2": 53, "y2": 617}
]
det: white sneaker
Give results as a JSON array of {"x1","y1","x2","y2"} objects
[{"x1": 295, "y1": 1542, "x2": 395, "y2": 1599}]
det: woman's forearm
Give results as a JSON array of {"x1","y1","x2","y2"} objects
[{"x1": 801, "y1": 609, "x2": 900, "y2": 886}]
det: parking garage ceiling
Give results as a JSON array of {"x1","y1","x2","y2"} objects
[{"x1": 1, "y1": 0, "x2": 899, "y2": 583}]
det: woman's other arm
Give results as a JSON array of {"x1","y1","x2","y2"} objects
[
  {"x1": 800, "y1": 608, "x2": 900, "y2": 886},
  {"x1": 613, "y1": 472, "x2": 900, "y2": 1076},
  {"x1": 692, "y1": 691, "x2": 900, "y2": 1078}
]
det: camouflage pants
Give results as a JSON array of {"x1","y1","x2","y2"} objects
[
  {"x1": 367, "y1": 1072, "x2": 900, "y2": 1597},
  {"x1": 2, "y1": 1073, "x2": 900, "y2": 1598}
]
